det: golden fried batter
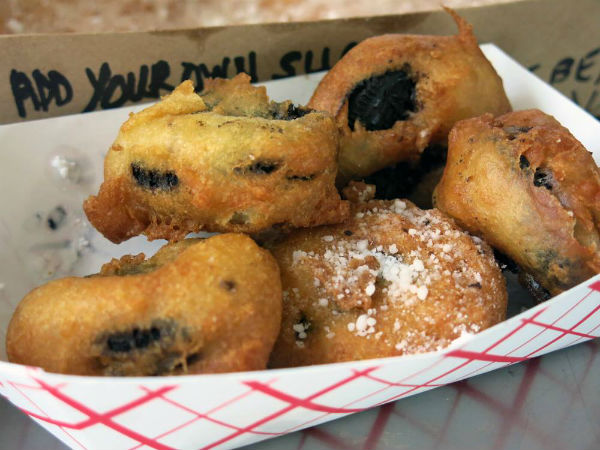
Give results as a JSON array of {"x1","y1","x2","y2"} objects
[
  {"x1": 434, "y1": 109, "x2": 600, "y2": 298},
  {"x1": 268, "y1": 183, "x2": 507, "y2": 367},
  {"x1": 308, "y1": 9, "x2": 511, "y2": 185},
  {"x1": 6, "y1": 234, "x2": 282, "y2": 376},
  {"x1": 84, "y1": 74, "x2": 348, "y2": 243}
]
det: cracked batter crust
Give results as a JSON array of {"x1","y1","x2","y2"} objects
[
  {"x1": 267, "y1": 182, "x2": 507, "y2": 367},
  {"x1": 434, "y1": 109, "x2": 600, "y2": 297},
  {"x1": 6, "y1": 234, "x2": 282, "y2": 376},
  {"x1": 308, "y1": 9, "x2": 511, "y2": 185},
  {"x1": 84, "y1": 74, "x2": 348, "y2": 243}
]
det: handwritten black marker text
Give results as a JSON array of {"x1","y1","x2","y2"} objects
[
  {"x1": 272, "y1": 42, "x2": 357, "y2": 79},
  {"x1": 83, "y1": 60, "x2": 174, "y2": 112},
  {"x1": 10, "y1": 69, "x2": 73, "y2": 118},
  {"x1": 8, "y1": 43, "x2": 361, "y2": 118},
  {"x1": 547, "y1": 47, "x2": 600, "y2": 118},
  {"x1": 181, "y1": 51, "x2": 258, "y2": 91}
]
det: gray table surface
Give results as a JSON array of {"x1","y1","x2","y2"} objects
[{"x1": 2, "y1": 339, "x2": 598, "y2": 450}]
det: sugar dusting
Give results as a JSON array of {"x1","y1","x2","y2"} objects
[{"x1": 287, "y1": 196, "x2": 503, "y2": 355}]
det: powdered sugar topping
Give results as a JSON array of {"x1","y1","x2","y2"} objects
[{"x1": 284, "y1": 198, "x2": 503, "y2": 352}]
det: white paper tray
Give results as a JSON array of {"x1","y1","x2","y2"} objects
[{"x1": 0, "y1": 44, "x2": 599, "y2": 450}]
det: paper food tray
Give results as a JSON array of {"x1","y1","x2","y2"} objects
[{"x1": 0, "y1": 44, "x2": 599, "y2": 450}]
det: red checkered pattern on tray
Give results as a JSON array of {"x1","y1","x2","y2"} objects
[{"x1": 1, "y1": 279, "x2": 599, "y2": 450}]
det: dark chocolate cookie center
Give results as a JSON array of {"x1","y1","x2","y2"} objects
[
  {"x1": 286, "y1": 174, "x2": 315, "y2": 181},
  {"x1": 504, "y1": 126, "x2": 532, "y2": 141},
  {"x1": 106, "y1": 323, "x2": 166, "y2": 353},
  {"x1": 131, "y1": 163, "x2": 179, "y2": 191},
  {"x1": 234, "y1": 160, "x2": 281, "y2": 175},
  {"x1": 347, "y1": 69, "x2": 417, "y2": 132},
  {"x1": 533, "y1": 167, "x2": 553, "y2": 190},
  {"x1": 272, "y1": 103, "x2": 312, "y2": 121},
  {"x1": 519, "y1": 155, "x2": 530, "y2": 170}
]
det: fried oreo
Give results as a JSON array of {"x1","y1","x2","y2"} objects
[
  {"x1": 84, "y1": 74, "x2": 348, "y2": 243},
  {"x1": 308, "y1": 9, "x2": 511, "y2": 184},
  {"x1": 6, "y1": 234, "x2": 282, "y2": 376},
  {"x1": 434, "y1": 109, "x2": 600, "y2": 297},
  {"x1": 267, "y1": 183, "x2": 507, "y2": 367}
]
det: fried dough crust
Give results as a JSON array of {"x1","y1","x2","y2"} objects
[
  {"x1": 268, "y1": 183, "x2": 507, "y2": 367},
  {"x1": 6, "y1": 234, "x2": 282, "y2": 376},
  {"x1": 84, "y1": 74, "x2": 348, "y2": 243},
  {"x1": 433, "y1": 109, "x2": 600, "y2": 296},
  {"x1": 308, "y1": 9, "x2": 511, "y2": 184}
]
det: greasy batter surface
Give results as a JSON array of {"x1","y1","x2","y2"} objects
[
  {"x1": 268, "y1": 183, "x2": 507, "y2": 367},
  {"x1": 6, "y1": 234, "x2": 282, "y2": 376},
  {"x1": 84, "y1": 73, "x2": 348, "y2": 243},
  {"x1": 434, "y1": 109, "x2": 600, "y2": 297},
  {"x1": 308, "y1": 9, "x2": 511, "y2": 184}
]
